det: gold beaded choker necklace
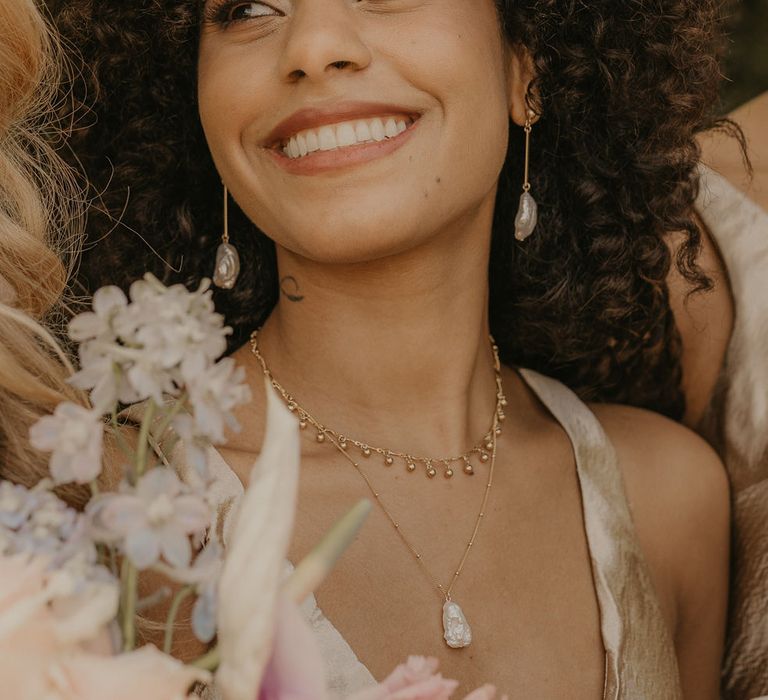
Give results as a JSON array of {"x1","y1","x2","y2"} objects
[{"x1": 250, "y1": 329, "x2": 507, "y2": 648}]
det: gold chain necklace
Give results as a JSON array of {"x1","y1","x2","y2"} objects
[
  {"x1": 250, "y1": 330, "x2": 507, "y2": 479},
  {"x1": 250, "y1": 329, "x2": 506, "y2": 649}
]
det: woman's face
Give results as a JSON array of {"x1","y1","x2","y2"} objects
[{"x1": 198, "y1": 0, "x2": 515, "y2": 264}]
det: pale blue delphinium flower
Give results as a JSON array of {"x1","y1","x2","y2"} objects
[
  {"x1": 89, "y1": 468, "x2": 211, "y2": 570},
  {"x1": 28, "y1": 402, "x2": 104, "y2": 485},
  {"x1": 0, "y1": 479, "x2": 40, "y2": 531},
  {"x1": 188, "y1": 539, "x2": 223, "y2": 644},
  {"x1": 0, "y1": 480, "x2": 120, "y2": 644}
]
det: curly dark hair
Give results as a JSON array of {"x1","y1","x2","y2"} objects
[{"x1": 49, "y1": 0, "x2": 741, "y2": 419}]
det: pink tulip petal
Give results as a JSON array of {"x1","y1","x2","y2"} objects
[{"x1": 257, "y1": 596, "x2": 329, "y2": 700}]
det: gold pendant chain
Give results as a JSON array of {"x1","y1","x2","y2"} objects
[
  {"x1": 249, "y1": 329, "x2": 505, "y2": 606},
  {"x1": 250, "y1": 329, "x2": 508, "y2": 480}
]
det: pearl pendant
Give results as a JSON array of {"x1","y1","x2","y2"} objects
[
  {"x1": 443, "y1": 600, "x2": 472, "y2": 648},
  {"x1": 213, "y1": 242, "x2": 241, "y2": 289},
  {"x1": 514, "y1": 191, "x2": 538, "y2": 242}
]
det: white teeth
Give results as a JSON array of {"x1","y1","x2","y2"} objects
[
  {"x1": 281, "y1": 115, "x2": 414, "y2": 159},
  {"x1": 318, "y1": 125, "x2": 337, "y2": 151},
  {"x1": 337, "y1": 123, "x2": 357, "y2": 147},
  {"x1": 370, "y1": 118, "x2": 386, "y2": 142},
  {"x1": 305, "y1": 130, "x2": 319, "y2": 152},
  {"x1": 384, "y1": 118, "x2": 398, "y2": 138},
  {"x1": 296, "y1": 133, "x2": 308, "y2": 157},
  {"x1": 355, "y1": 120, "x2": 372, "y2": 141}
]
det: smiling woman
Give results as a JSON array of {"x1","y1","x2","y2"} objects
[{"x1": 46, "y1": 0, "x2": 746, "y2": 697}]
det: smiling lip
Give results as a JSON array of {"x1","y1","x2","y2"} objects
[
  {"x1": 264, "y1": 101, "x2": 422, "y2": 175},
  {"x1": 265, "y1": 101, "x2": 422, "y2": 146}
]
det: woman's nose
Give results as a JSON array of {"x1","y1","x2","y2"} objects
[{"x1": 278, "y1": 0, "x2": 372, "y2": 83}]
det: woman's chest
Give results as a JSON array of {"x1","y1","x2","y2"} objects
[{"x1": 286, "y1": 449, "x2": 608, "y2": 698}]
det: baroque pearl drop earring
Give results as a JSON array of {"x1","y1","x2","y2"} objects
[
  {"x1": 213, "y1": 184, "x2": 241, "y2": 289},
  {"x1": 514, "y1": 112, "x2": 538, "y2": 242}
]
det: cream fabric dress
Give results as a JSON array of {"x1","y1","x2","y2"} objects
[
  {"x1": 188, "y1": 370, "x2": 682, "y2": 699},
  {"x1": 695, "y1": 165, "x2": 768, "y2": 700}
]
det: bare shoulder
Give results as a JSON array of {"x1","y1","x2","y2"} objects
[
  {"x1": 588, "y1": 403, "x2": 729, "y2": 533},
  {"x1": 590, "y1": 403, "x2": 729, "y2": 697},
  {"x1": 698, "y1": 90, "x2": 768, "y2": 211}
]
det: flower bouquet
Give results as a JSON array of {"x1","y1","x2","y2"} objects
[{"x1": 2, "y1": 274, "x2": 505, "y2": 699}]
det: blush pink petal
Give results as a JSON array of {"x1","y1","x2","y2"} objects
[
  {"x1": 348, "y1": 657, "x2": 502, "y2": 700},
  {"x1": 258, "y1": 595, "x2": 328, "y2": 700}
]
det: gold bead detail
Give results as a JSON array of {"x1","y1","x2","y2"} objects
[
  {"x1": 299, "y1": 420, "x2": 308, "y2": 430},
  {"x1": 407, "y1": 463, "x2": 417, "y2": 472},
  {"x1": 464, "y1": 464, "x2": 475, "y2": 475},
  {"x1": 485, "y1": 441, "x2": 493, "y2": 451},
  {"x1": 362, "y1": 447, "x2": 372, "y2": 457},
  {"x1": 385, "y1": 455, "x2": 394, "y2": 466},
  {"x1": 316, "y1": 432, "x2": 325, "y2": 443},
  {"x1": 480, "y1": 453, "x2": 490, "y2": 463},
  {"x1": 427, "y1": 468, "x2": 437, "y2": 478},
  {"x1": 445, "y1": 469, "x2": 454, "y2": 479}
]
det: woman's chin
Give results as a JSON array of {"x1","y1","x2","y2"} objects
[{"x1": 276, "y1": 227, "x2": 430, "y2": 267}]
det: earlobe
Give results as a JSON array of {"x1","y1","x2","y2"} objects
[{"x1": 506, "y1": 46, "x2": 537, "y2": 126}]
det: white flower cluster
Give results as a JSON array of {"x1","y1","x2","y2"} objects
[
  {"x1": 24, "y1": 273, "x2": 253, "y2": 648},
  {"x1": 68, "y1": 274, "x2": 236, "y2": 411}
]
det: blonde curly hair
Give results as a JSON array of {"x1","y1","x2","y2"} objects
[{"x1": 0, "y1": 0, "x2": 88, "y2": 505}]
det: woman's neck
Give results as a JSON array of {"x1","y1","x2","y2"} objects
[{"x1": 257, "y1": 208, "x2": 499, "y2": 458}]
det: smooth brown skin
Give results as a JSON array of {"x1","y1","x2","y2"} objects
[{"x1": 181, "y1": 1, "x2": 734, "y2": 696}]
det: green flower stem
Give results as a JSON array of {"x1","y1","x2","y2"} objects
[
  {"x1": 191, "y1": 646, "x2": 221, "y2": 672},
  {"x1": 152, "y1": 393, "x2": 188, "y2": 443},
  {"x1": 134, "y1": 399, "x2": 156, "y2": 479},
  {"x1": 163, "y1": 585, "x2": 195, "y2": 654},
  {"x1": 121, "y1": 557, "x2": 139, "y2": 652}
]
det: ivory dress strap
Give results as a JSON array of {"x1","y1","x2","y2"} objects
[{"x1": 517, "y1": 369, "x2": 683, "y2": 699}]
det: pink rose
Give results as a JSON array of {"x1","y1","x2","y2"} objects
[
  {"x1": 349, "y1": 657, "x2": 506, "y2": 700},
  {"x1": 0, "y1": 553, "x2": 64, "y2": 699},
  {"x1": 0, "y1": 552, "x2": 209, "y2": 699}
]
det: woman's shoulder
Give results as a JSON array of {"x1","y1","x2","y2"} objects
[
  {"x1": 589, "y1": 403, "x2": 728, "y2": 512},
  {"x1": 590, "y1": 402, "x2": 729, "y2": 640},
  {"x1": 698, "y1": 90, "x2": 768, "y2": 212}
]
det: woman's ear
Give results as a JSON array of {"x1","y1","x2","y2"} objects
[{"x1": 507, "y1": 45, "x2": 538, "y2": 126}]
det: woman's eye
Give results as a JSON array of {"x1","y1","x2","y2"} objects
[{"x1": 207, "y1": 1, "x2": 280, "y2": 26}]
